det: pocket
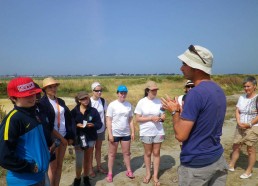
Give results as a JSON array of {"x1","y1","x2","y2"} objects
[{"x1": 251, "y1": 126, "x2": 258, "y2": 135}]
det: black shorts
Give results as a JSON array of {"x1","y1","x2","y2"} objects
[{"x1": 113, "y1": 135, "x2": 131, "y2": 142}]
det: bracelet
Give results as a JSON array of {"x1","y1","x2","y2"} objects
[
  {"x1": 171, "y1": 110, "x2": 179, "y2": 116},
  {"x1": 249, "y1": 122, "x2": 252, "y2": 128}
]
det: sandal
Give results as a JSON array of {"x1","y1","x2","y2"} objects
[
  {"x1": 89, "y1": 171, "x2": 96, "y2": 178},
  {"x1": 125, "y1": 170, "x2": 135, "y2": 179},
  {"x1": 97, "y1": 166, "x2": 107, "y2": 174},
  {"x1": 153, "y1": 180, "x2": 161, "y2": 186},
  {"x1": 143, "y1": 176, "x2": 151, "y2": 184},
  {"x1": 106, "y1": 173, "x2": 113, "y2": 183}
]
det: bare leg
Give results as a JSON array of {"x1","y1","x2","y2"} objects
[
  {"x1": 121, "y1": 140, "x2": 132, "y2": 171},
  {"x1": 229, "y1": 143, "x2": 241, "y2": 169},
  {"x1": 143, "y1": 143, "x2": 153, "y2": 180},
  {"x1": 48, "y1": 159, "x2": 57, "y2": 186},
  {"x1": 245, "y1": 146, "x2": 256, "y2": 175},
  {"x1": 48, "y1": 143, "x2": 67, "y2": 186},
  {"x1": 95, "y1": 140, "x2": 104, "y2": 169},
  {"x1": 84, "y1": 147, "x2": 94, "y2": 176},
  {"x1": 152, "y1": 143, "x2": 161, "y2": 183},
  {"x1": 107, "y1": 141, "x2": 119, "y2": 174}
]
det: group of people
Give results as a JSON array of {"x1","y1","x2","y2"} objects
[{"x1": 0, "y1": 44, "x2": 257, "y2": 186}]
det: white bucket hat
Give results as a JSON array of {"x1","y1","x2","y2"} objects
[{"x1": 178, "y1": 45, "x2": 213, "y2": 75}]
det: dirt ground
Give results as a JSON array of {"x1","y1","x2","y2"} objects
[{"x1": 1, "y1": 97, "x2": 258, "y2": 186}]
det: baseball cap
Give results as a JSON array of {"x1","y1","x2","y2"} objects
[
  {"x1": 42, "y1": 77, "x2": 60, "y2": 89},
  {"x1": 91, "y1": 82, "x2": 101, "y2": 91},
  {"x1": 117, "y1": 85, "x2": 128, "y2": 92},
  {"x1": 145, "y1": 81, "x2": 159, "y2": 90},
  {"x1": 7, "y1": 77, "x2": 42, "y2": 98},
  {"x1": 178, "y1": 45, "x2": 213, "y2": 75},
  {"x1": 77, "y1": 91, "x2": 89, "y2": 100}
]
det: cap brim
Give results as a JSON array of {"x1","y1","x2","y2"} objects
[{"x1": 15, "y1": 88, "x2": 42, "y2": 98}]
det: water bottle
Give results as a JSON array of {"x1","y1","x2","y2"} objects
[
  {"x1": 80, "y1": 135, "x2": 88, "y2": 148},
  {"x1": 159, "y1": 107, "x2": 165, "y2": 122}
]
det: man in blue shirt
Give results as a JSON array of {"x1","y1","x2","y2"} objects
[{"x1": 162, "y1": 45, "x2": 228, "y2": 186}]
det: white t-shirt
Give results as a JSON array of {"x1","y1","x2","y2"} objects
[
  {"x1": 106, "y1": 100, "x2": 133, "y2": 136},
  {"x1": 134, "y1": 97, "x2": 165, "y2": 136},
  {"x1": 48, "y1": 98, "x2": 67, "y2": 137},
  {"x1": 236, "y1": 94, "x2": 258, "y2": 126},
  {"x1": 178, "y1": 95, "x2": 184, "y2": 106},
  {"x1": 90, "y1": 97, "x2": 108, "y2": 133}
]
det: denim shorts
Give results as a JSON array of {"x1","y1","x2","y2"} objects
[
  {"x1": 87, "y1": 140, "x2": 96, "y2": 148},
  {"x1": 113, "y1": 135, "x2": 131, "y2": 142},
  {"x1": 140, "y1": 135, "x2": 165, "y2": 144}
]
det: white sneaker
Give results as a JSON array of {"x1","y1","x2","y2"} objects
[
  {"x1": 240, "y1": 173, "x2": 252, "y2": 179},
  {"x1": 228, "y1": 167, "x2": 235, "y2": 172}
]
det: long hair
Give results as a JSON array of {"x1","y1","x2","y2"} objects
[{"x1": 144, "y1": 88, "x2": 149, "y2": 97}]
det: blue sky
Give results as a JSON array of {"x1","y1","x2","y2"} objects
[{"x1": 0, "y1": 0, "x2": 257, "y2": 76}]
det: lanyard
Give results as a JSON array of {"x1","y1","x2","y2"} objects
[{"x1": 55, "y1": 98, "x2": 61, "y2": 131}]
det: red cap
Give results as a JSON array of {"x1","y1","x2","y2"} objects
[{"x1": 7, "y1": 77, "x2": 42, "y2": 98}]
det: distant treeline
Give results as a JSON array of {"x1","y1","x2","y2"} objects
[{"x1": 0, "y1": 73, "x2": 178, "y2": 79}]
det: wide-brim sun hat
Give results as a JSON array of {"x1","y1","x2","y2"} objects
[
  {"x1": 178, "y1": 45, "x2": 213, "y2": 75},
  {"x1": 145, "y1": 81, "x2": 159, "y2": 90},
  {"x1": 117, "y1": 85, "x2": 128, "y2": 92},
  {"x1": 7, "y1": 77, "x2": 42, "y2": 98},
  {"x1": 42, "y1": 77, "x2": 60, "y2": 89}
]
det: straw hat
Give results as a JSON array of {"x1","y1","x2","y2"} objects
[{"x1": 42, "y1": 77, "x2": 60, "y2": 89}]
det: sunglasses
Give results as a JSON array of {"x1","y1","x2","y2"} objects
[
  {"x1": 93, "y1": 90, "x2": 102, "y2": 93},
  {"x1": 188, "y1": 45, "x2": 206, "y2": 64},
  {"x1": 186, "y1": 85, "x2": 194, "y2": 88}
]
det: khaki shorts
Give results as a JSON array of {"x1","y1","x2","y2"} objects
[{"x1": 233, "y1": 126, "x2": 258, "y2": 146}]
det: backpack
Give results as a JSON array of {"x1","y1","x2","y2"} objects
[
  {"x1": 256, "y1": 96, "x2": 258, "y2": 112},
  {"x1": 100, "y1": 97, "x2": 105, "y2": 108}
]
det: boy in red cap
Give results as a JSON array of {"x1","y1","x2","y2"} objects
[{"x1": 0, "y1": 77, "x2": 50, "y2": 186}]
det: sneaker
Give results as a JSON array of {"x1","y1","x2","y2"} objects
[
  {"x1": 73, "y1": 178, "x2": 81, "y2": 186},
  {"x1": 83, "y1": 176, "x2": 91, "y2": 186},
  {"x1": 228, "y1": 167, "x2": 235, "y2": 172},
  {"x1": 240, "y1": 173, "x2": 252, "y2": 179}
]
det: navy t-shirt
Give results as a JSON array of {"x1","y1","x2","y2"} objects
[{"x1": 180, "y1": 81, "x2": 226, "y2": 167}]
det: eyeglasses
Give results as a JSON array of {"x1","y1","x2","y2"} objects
[
  {"x1": 93, "y1": 90, "x2": 102, "y2": 93},
  {"x1": 188, "y1": 45, "x2": 206, "y2": 64}
]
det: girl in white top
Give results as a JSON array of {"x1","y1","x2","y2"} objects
[
  {"x1": 229, "y1": 76, "x2": 258, "y2": 179},
  {"x1": 134, "y1": 81, "x2": 165, "y2": 186},
  {"x1": 106, "y1": 85, "x2": 135, "y2": 183},
  {"x1": 89, "y1": 82, "x2": 108, "y2": 176}
]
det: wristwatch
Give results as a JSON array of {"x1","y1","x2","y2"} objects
[
  {"x1": 248, "y1": 122, "x2": 253, "y2": 128},
  {"x1": 171, "y1": 110, "x2": 179, "y2": 116}
]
